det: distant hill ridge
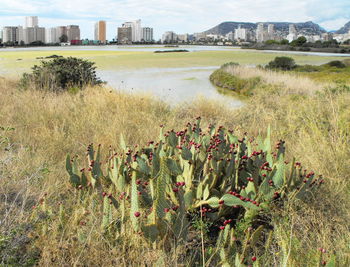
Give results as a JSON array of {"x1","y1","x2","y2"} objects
[
  {"x1": 336, "y1": 21, "x2": 350, "y2": 34},
  {"x1": 203, "y1": 21, "x2": 327, "y2": 35}
]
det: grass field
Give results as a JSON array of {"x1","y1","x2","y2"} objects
[{"x1": 1, "y1": 48, "x2": 349, "y2": 78}]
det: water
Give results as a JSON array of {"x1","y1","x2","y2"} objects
[
  {"x1": 2, "y1": 45, "x2": 350, "y2": 57},
  {"x1": 98, "y1": 66, "x2": 243, "y2": 107}
]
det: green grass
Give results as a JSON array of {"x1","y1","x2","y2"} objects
[
  {"x1": 294, "y1": 63, "x2": 350, "y2": 83},
  {"x1": 1, "y1": 49, "x2": 349, "y2": 78}
]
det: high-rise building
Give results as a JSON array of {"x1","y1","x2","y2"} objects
[
  {"x1": 267, "y1": 24, "x2": 275, "y2": 40},
  {"x1": 256, "y1": 23, "x2": 266, "y2": 42},
  {"x1": 141, "y1": 27, "x2": 153, "y2": 42},
  {"x1": 94, "y1": 21, "x2": 106, "y2": 43},
  {"x1": 67, "y1": 25, "x2": 80, "y2": 42},
  {"x1": 117, "y1": 26, "x2": 132, "y2": 44},
  {"x1": 23, "y1": 27, "x2": 45, "y2": 44},
  {"x1": 177, "y1": 33, "x2": 189, "y2": 43},
  {"x1": 162, "y1": 31, "x2": 177, "y2": 43},
  {"x1": 123, "y1": 20, "x2": 142, "y2": 42},
  {"x1": 45, "y1": 27, "x2": 59, "y2": 44},
  {"x1": 2, "y1": 26, "x2": 23, "y2": 44},
  {"x1": 25, "y1": 16, "x2": 38, "y2": 28},
  {"x1": 56, "y1": 26, "x2": 68, "y2": 42},
  {"x1": 287, "y1": 24, "x2": 297, "y2": 42},
  {"x1": 234, "y1": 25, "x2": 247, "y2": 41}
]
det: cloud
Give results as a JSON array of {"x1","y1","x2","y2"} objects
[{"x1": 0, "y1": 0, "x2": 349, "y2": 39}]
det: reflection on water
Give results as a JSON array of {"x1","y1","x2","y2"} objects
[{"x1": 98, "y1": 66, "x2": 244, "y2": 107}]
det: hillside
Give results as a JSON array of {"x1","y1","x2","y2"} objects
[
  {"x1": 336, "y1": 21, "x2": 350, "y2": 34},
  {"x1": 203, "y1": 21, "x2": 326, "y2": 35}
]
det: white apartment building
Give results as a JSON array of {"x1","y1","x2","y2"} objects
[
  {"x1": 234, "y1": 26, "x2": 247, "y2": 41},
  {"x1": 23, "y1": 27, "x2": 45, "y2": 44},
  {"x1": 25, "y1": 16, "x2": 38, "y2": 28},
  {"x1": 2, "y1": 26, "x2": 24, "y2": 44},
  {"x1": 226, "y1": 32, "x2": 234, "y2": 41},
  {"x1": 141, "y1": 27, "x2": 153, "y2": 42},
  {"x1": 287, "y1": 24, "x2": 297, "y2": 42},
  {"x1": 256, "y1": 23, "x2": 266, "y2": 42},
  {"x1": 267, "y1": 24, "x2": 275, "y2": 40},
  {"x1": 162, "y1": 31, "x2": 177, "y2": 43},
  {"x1": 123, "y1": 20, "x2": 142, "y2": 42},
  {"x1": 177, "y1": 33, "x2": 189, "y2": 42},
  {"x1": 45, "y1": 27, "x2": 59, "y2": 44}
]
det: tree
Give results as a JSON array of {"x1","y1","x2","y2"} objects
[
  {"x1": 291, "y1": 36, "x2": 307, "y2": 47},
  {"x1": 280, "y1": 39, "x2": 289, "y2": 45},
  {"x1": 266, "y1": 56, "x2": 296, "y2": 71},
  {"x1": 59, "y1": 34, "x2": 68, "y2": 43},
  {"x1": 296, "y1": 36, "x2": 307, "y2": 46}
]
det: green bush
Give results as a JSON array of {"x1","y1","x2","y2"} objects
[
  {"x1": 20, "y1": 57, "x2": 104, "y2": 92},
  {"x1": 220, "y1": 62, "x2": 239, "y2": 68},
  {"x1": 266, "y1": 56, "x2": 296, "y2": 71},
  {"x1": 325, "y1": 60, "x2": 346, "y2": 68}
]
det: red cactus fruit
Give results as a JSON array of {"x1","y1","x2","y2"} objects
[
  {"x1": 134, "y1": 211, "x2": 141, "y2": 217},
  {"x1": 251, "y1": 256, "x2": 257, "y2": 262}
]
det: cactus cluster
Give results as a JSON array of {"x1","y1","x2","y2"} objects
[{"x1": 66, "y1": 118, "x2": 324, "y2": 265}]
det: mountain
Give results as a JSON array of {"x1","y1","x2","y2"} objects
[
  {"x1": 336, "y1": 21, "x2": 350, "y2": 34},
  {"x1": 203, "y1": 21, "x2": 327, "y2": 35}
]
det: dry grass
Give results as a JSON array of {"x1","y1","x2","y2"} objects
[
  {"x1": 0, "y1": 74, "x2": 350, "y2": 266},
  {"x1": 224, "y1": 64, "x2": 326, "y2": 95}
]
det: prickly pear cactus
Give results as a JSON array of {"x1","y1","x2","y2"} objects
[{"x1": 65, "y1": 118, "x2": 324, "y2": 258}]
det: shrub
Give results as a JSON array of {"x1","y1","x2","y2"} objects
[
  {"x1": 325, "y1": 60, "x2": 346, "y2": 68},
  {"x1": 220, "y1": 62, "x2": 239, "y2": 68},
  {"x1": 19, "y1": 57, "x2": 104, "y2": 92},
  {"x1": 266, "y1": 56, "x2": 296, "y2": 71},
  {"x1": 209, "y1": 69, "x2": 260, "y2": 95}
]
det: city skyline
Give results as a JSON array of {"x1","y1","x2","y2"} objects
[{"x1": 0, "y1": 0, "x2": 349, "y2": 40}]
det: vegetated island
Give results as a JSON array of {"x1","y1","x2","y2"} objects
[
  {"x1": 154, "y1": 49, "x2": 189, "y2": 53},
  {"x1": 242, "y1": 37, "x2": 350, "y2": 54},
  {"x1": 210, "y1": 57, "x2": 350, "y2": 96}
]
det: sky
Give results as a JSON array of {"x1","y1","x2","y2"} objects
[{"x1": 0, "y1": 0, "x2": 349, "y2": 40}]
